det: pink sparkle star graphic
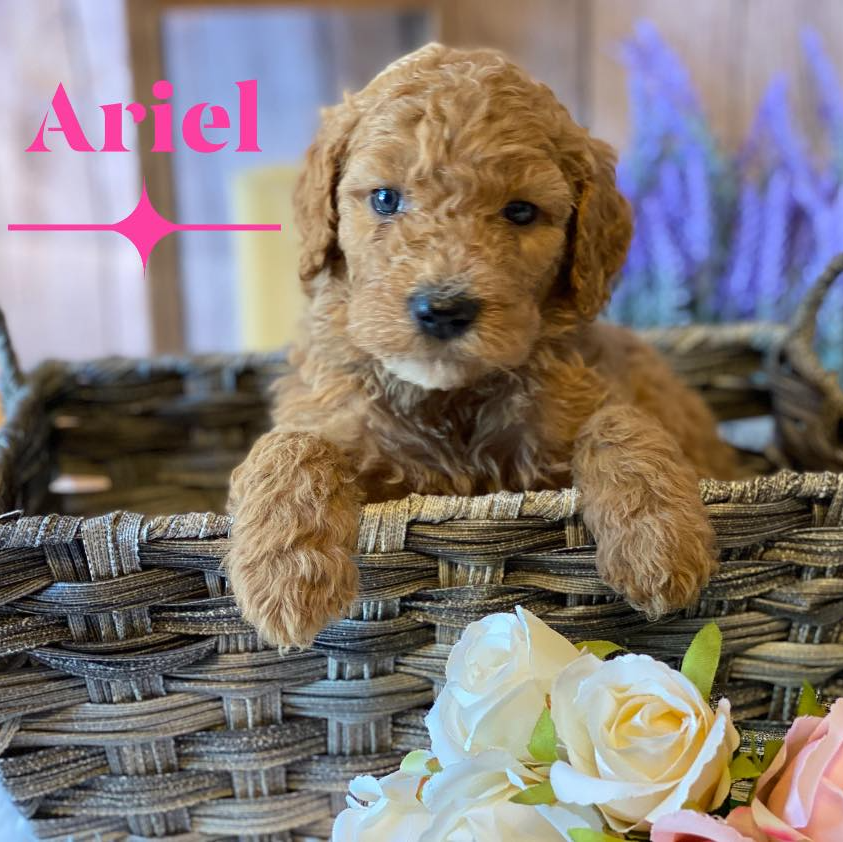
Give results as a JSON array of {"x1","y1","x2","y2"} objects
[{"x1": 8, "y1": 181, "x2": 281, "y2": 271}]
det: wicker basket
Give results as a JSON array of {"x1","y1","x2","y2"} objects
[{"x1": 1, "y1": 258, "x2": 842, "y2": 841}]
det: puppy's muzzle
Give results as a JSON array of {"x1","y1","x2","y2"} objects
[{"x1": 408, "y1": 290, "x2": 481, "y2": 340}]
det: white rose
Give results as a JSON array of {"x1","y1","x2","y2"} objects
[
  {"x1": 420, "y1": 749, "x2": 603, "y2": 841},
  {"x1": 425, "y1": 607, "x2": 581, "y2": 763},
  {"x1": 332, "y1": 763, "x2": 432, "y2": 842},
  {"x1": 549, "y1": 653, "x2": 740, "y2": 834}
]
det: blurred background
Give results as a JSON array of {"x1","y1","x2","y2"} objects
[{"x1": 1, "y1": 0, "x2": 842, "y2": 374}]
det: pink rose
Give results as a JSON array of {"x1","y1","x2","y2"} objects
[
  {"x1": 651, "y1": 809, "x2": 764, "y2": 842},
  {"x1": 749, "y1": 698, "x2": 843, "y2": 841}
]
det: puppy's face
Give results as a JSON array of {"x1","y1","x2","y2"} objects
[
  {"x1": 336, "y1": 90, "x2": 573, "y2": 390},
  {"x1": 295, "y1": 45, "x2": 632, "y2": 391}
]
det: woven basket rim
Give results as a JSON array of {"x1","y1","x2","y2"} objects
[{"x1": 1, "y1": 468, "x2": 841, "y2": 548}]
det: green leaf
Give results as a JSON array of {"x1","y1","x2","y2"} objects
[
  {"x1": 576, "y1": 640, "x2": 624, "y2": 660},
  {"x1": 729, "y1": 754, "x2": 762, "y2": 781},
  {"x1": 527, "y1": 707, "x2": 559, "y2": 763},
  {"x1": 760, "y1": 739, "x2": 783, "y2": 772},
  {"x1": 509, "y1": 780, "x2": 556, "y2": 805},
  {"x1": 569, "y1": 830, "x2": 622, "y2": 842},
  {"x1": 681, "y1": 622, "x2": 722, "y2": 700},
  {"x1": 400, "y1": 750, "x2": 433, "y2": 776},
  {"x1": 797, "y1": 680, "x2": 825, "y2": 717}
]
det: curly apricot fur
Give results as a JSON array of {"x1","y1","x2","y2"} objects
[{"x1": 226, "y1": 44, "x2": 738, "y2": 647}]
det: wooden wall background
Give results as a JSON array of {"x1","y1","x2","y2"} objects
[
  {"x1": 2, "y1": 0, "x2": 843, "y2": 367},
  {"x1": 0, "y1": 0, "x2": 149, "y2": 370},
  {"x1": 441, "y1": 0, "x2": 843, "y2": 152}
]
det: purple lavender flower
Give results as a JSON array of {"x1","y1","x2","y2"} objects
[
  {"x1": 802, "y1": 27, "x2": 843, "y2": 172},
  {"x1": 632, "y1": 20, "x2": 700, "y2": 112},
  {"x1": 613, "y1": 23, "x2": 843, "y2": 381},
  {"x1": 719, "y1": 183, "x2": 761, "y2": 320},
  {"x1": 681, "y1": 145, "x2": 712, "y2": 268},
  {"x1": 640, "y1": 197, "x2": 692, "y2": 324},
  {"x1": 614, "y1": 21, "x2": 843, "y2": 378},
  {"x1": 755, "y1": 170, "x2": 792, "y2": 319},
  {"x1": 616, "y1": 23, "x2": 732, "y2": 322}
]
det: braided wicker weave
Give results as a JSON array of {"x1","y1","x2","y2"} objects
[{"x1": 0, "y1": 259, "x2": 842, "y2": 840}]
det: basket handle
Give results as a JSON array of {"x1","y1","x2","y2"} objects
[
  {"x1": 780, "y1": 252, "x2": 843, "y2": 427},
  {"x1": 0, "y1": 306, "x2": 25, "y2": 410},
  {"x1": 788, "y1": 252, "x2": 843, "y2": 348}
]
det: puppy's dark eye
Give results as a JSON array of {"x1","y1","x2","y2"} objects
[
  {"x1": 502, "y1": 200, "x2": 538, "y2": 225},
  {"x1": 371, "y1": 188, "x2": 403, "y2": 215}
]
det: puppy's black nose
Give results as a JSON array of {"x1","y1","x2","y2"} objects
[{"x1": 408, "y1": 292, "x2": 481, "y2": 340}]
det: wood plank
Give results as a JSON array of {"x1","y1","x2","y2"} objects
[
  {"x1": 159, "y1": 0, "x2": 436, "y2": 8},
  {"x1": 75, "y1": 0, "x2": 152, "y2": 359},
  {"x1": 0, "y1": 0, "x2": 150, "y2": 369},
  {"x1": 742, "y1": 0, "x2": 843, "y2": 155},
  {"x1": 160, "y1": 6, "x2": 428, "y2": 353},
  {"x1": 588, "y1": 0, "x2": 748, "y2": 150},
  {"x1": 125, "y1": 0, "x2": 185, "y2": 353},
  {"x1": 439, "y1": 0, "x2": 588, "y2": 120},
  {"x1": 321, "y1": 7, "x2": 433, "y2": 98}
]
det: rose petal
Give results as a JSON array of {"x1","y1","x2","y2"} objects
[
  {"x1": 419, "y1": 749, "x2": 592, "y2": 842},
  {"x1": 749, "y1": 699, "x2": 843, "y2": 841},
  {"x1": 449, "y1": 615, "x2": 528, "y2": 690},
  {"x1": 425, "y1": 685, "x2": 469, "y2": 766},
  {"x1": 535, "y1": 801, "x2": 604, "y2": 838},
  {"x1": 594, "y1": 688, "x2": 702, "y2": 783},
  {"x1": 647, "y1": 700, "x2": 739, "y2": 825},
  {"x1": 426, "y1": 675, "x2": 549, "y2": 763},
  {"x1": 433, "y1": 608, "x2": 583, "y2": 770},
  {"x1": 444, "y1": 798, "x2": 592, "y2": 841},
  {"x1": 552, "y1": 652, "x2": 740, "y2": 833},
  {"x1": 550, "y1": 654, "x2": 603, "y2": 771},
  {"x1": 751, "y1": 797, "x2": 809, "y2": 841},
  {"x1": 332, "y1": 807, "x2": 364, "y2": 840},
  {"x1": 516, "y1": 606, "x2": 580, "y2": 679},
  {"x1": 348, "y1": 775, "x2": 383, "y2": 803},
  {"x1": 550, "y1": 756, "x2": 673, "y2": 810},
  {"x1": 726, "y1": 806, "x2": 770, "y2": 842},
  {"x1": 781, "y1": 699, "x2": 843, "y2": 832},
  {"x1": 467, "y1": 682, "x2": 547, "y2": 754},
  {"x1": 755, "y1": 714, "x2": 825, "y2": 806},
  {"x1": 379, "y1": 770, "x2": 425, "y2": 802},
  {"x1": 771, "y1": 733, "x2": 823, "y2": 827},
  {"x1": 651, "y1": 809, "x2": 760, "y2": 842},
  {"x1": 577, "y1": 656, "x2": 713, "y2": 786},
  {"x1": 804, "y1": 777, "x2": 843, "y2": 841},
  {"x1": 334, "y1": 770, "x2": 432, "y2": 842},
  {"x1": 422, "y1": 750, "x2": 526, "y2": 813}
]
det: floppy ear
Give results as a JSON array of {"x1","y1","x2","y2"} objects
[
  {"x1": 293, "y1": 101, "x2": 358, "y2": 294},
  {"x1": 564, "y1": 138, "x2": 633, "y2": 320}
]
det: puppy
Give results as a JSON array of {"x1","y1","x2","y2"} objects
[{"x1": 227, "y1": 44, "x2": 737, "y2": 648}]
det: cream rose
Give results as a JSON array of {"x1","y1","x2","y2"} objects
[
  {"x1": 332, "y1": 763, "x2": 432, "y2": 842},
  {"x1": 425, "y1": 607, "x2": 581, "y2": 764},
  {"x1": 420, "y1": 749, "x2": 603, "y2": 841},
  {"x1": 549, "y1": 653, "x2": 739, "y2": 833}
]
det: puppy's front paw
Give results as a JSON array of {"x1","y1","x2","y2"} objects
[
  {"x1": 595, "y1": 514, "x2": 717, "y2": 619},
  {"x1": 573, "y1": 404, "x2": 720, "y2": 619},
  {"x1": 226, "y1": 429, "x2": 361, "y2": 648},
  {"x1": 227, "y1": 540, "x2": 358, "y2": 648}
]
